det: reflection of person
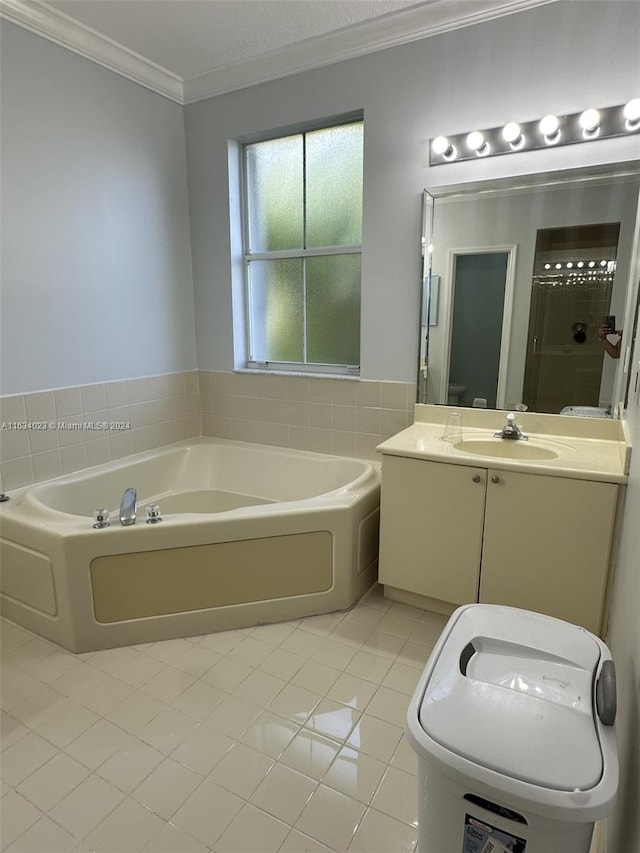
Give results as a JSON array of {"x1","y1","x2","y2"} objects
[{"x1": 599, "y1": 324, "x2": 622, "y2": 359}]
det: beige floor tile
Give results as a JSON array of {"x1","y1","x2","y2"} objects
[
  {"x1": 1, "y1": 713, "x2": 29, "y2": 752},
  {"x1": 375, "y1": 612, "x2": 416, "y2": 640},
  {"x1": 381, "y1": 661, "x2": 422, "y2": 696},
  {"x1": 228, "y1": 636, "x2": 275, "y2": 667},
  {"x1": 343, "y1": 605, "x2": 385, "y2": 631},
  {"x1": 390, "y1": 735, "x2": 418, "y2": 776},
  {"x1": 71, "y1": 672, "x2": 135, "y2": 716},
  {"x1": 290, "y1": 661, "x2": 341, "y2": 695},
  {"x1": 365, "y1": 685, "x2": 410, "y2": 728},
  {"x1": 260, "y1": 648, "x2": 307, "y2": 681},
  {"x1": 359, "y1": 630, "x2": 405, "y2": 659},
  {"x1": 170, "y1": 724, "x2": 235, "y2": 775},
  {"x1": 346, "y1": 806, "x2": 417, "y2": 852},
  {"x1": 16, "y1": 752, "x2": 89, "y2": 812},
  {"x1": 96, "y1": 740, "x2": 165, "y2": 793},
  {"x1": 48, "y1": 773, "x2": 124, "y2": 838},
  {"x1": 137, "y1": 706, "x2": 199, "y2": 754},
  {"x1": 267, "y1": 684, "x2": 322, "y2": 725},
  {"x1": 249, "y1": 622, "x2": 296, "y2": 647},
  {"x1": 208, "y1": 742, "x2": 274, "y2": 798},
  {"x1": 396, "y1": 640, "x2": 432, "y2": 669},
  {"x1": 203, "y1": 695, "x2": 263, "y2": 738},
  {"x1": 112, "y1": 652, "x2": 167, "y2": 687},
  {"x1": 329, "y1": 622, "x2": 372, "y2": 648},
  {"x1": 250, "y1": 763, "x2": 317, "y2": 825},
  {"x1": 34, "y1": 701, "x2": 99, "y2": 748},
  {"x1": 5, "y1": 815, "x2": 77, "y2": 852},
  {"x1": 295, "y1": 784, "x2": 365, "y2": 853},
  {"x1": 370, "y1": 766, "x2": 419, "y2": 827},
  {"x1": 142, "y1": 666, "x2": 197, "y2": 704},
  {"x1": 280, "y1": 629, "x2": 325, "y2": 658},
  {"x1": 132, "y1": 757, "x2": 202, "y2": 819},
  {"x1": 279, "y1": 828, "x2": 335, "y2": 852},
  {"x1": 84, "y1": 796, "x2": 166, "y2": 851},
  {"x1": 326, "y1": 672, "x2": 378, "y2": 711},
  {"x1": 345, "y1": 650, "x2": 393, "y2": 684},
  {"x1": 142, "y1": 821, "x2": 209, "y2": 852},
  {"x1": 170, "y1": 679, "x2": 229, "y2": 720},
  {"x1": 279, "y1": 729, "x2": 341, "y2": 781},
  {"x1": 346, "y1": 714, "x2": 403, "y2": 763},
  {"x1": 0, "y1": 792, "x2": 44, "y2": 847},
  {"x1": 65, "y1": 719, "x2": 138, "y2": 770},
  {"x1": 105, "y1": 689, "x2": 166, "y2": 733},
  {"x1": 240, "y1": 710, "x2": 301, "y2": 758},
  {"x1": 172, "y1": 778, "x2": 243, "y2": 847},
  {"x1": 1, "y1": 732, "x2": 58, "y2": 786},
  {"x1": 323, "y1": 744, "x2": 387, "y2": 804},
  {"x1": 233, "y1": 670, "x2": 287, "y2": 707},
  {"x1": 200, "y1": 657, "x2": 253, "y2": 692},
  {"x1": 216, "y1": 802, "x2": 290, "y2": 852},
  {"x1": 311, "y1": 638, "x2": 359, "y2": 670},
  {"x1": 303, "y1": 698, "x2": 361, "y2": 743}
]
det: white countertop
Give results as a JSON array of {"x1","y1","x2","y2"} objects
[{"x1": 376, "y1": 412, "x2": 630, "y2": 484}]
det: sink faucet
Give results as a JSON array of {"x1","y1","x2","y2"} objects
[
  {"x1": 494, "y1": 412, "x2": 528, "y2": 441},
  {"x1": 119, "y1": 487, "x2": 137, "y2": 525}
]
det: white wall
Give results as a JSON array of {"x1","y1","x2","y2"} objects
[
  {"x1": 0, "y1": 23, "x2": 197, "y2": 396},
  {"x1": 184, "y1": 0, "x2": 640, "y2": 382}
]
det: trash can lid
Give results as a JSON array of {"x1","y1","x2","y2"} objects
[{"x1": 418, "y1": 605, "x2": 605, "y2": 791}]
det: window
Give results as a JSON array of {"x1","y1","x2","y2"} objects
[{"x1": 243, "y1": 119, "x2": 363, "y2": 373}]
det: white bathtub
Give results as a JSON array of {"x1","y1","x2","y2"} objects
[{"x1": 0, "y1": 438, "x2": 380, "y2": 652}]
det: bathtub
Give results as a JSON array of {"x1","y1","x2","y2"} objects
[{"x1": 0, "y1": 438, "x2": 380, "y2": 652}]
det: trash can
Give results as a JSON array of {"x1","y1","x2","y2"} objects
[{"x1": 405, "y1": 604, "x2": 618, "y2": 853}]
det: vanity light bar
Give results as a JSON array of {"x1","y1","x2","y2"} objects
[{"x1": 429, "y1": 99, "x2": 640, "y2": 165}]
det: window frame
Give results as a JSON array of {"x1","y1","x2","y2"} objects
[{"x1": 240, "y1": 115, "x2": 363, "y2": 376}]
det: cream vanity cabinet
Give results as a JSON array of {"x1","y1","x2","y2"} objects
[{"x1": 378, "y1": 454, "x2": 618, "y2": 634}]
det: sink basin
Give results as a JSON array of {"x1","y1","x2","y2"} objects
[{"x1": 453, "y1": 439, "x2": 560, "y2": 460}]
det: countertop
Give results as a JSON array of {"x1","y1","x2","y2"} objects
[{"x1": 376, "y1": 408, "x2": 630, "y2": 484}]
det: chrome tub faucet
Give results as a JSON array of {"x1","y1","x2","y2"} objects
[{"x1": 119, "y1": 487, "x2": 137, "y2": 525}]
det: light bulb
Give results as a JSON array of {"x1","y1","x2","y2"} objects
[
  {"x1": 579, "y1": 108, "x2": 600, "y2": 138},
  {"x1": 432, "y1": 136, "x2": 456, "y2": 160},
  {"x1": 589, "y1": 261, "x2": 595, "y2": 268},
  {"x1": 466, "y1": 131, "x2": 490, "y2": 156},
  {"x1": 623, "y1": 98, "x2": 640, "y2": 130},
  {"x1": 502, "y1": 121, "x2": 525, "y2": 149},
  {"x1": 544, "y1": 263, "x2": 551, "y2": 270},
  {"x1": 577, "y1": 261, "x2": 584, "y2": 268},
  {"x1": 555, "y1": 263, "x2": 562, "y2": 269},
  {"x1": 566, "y1": 262, "x2": 573, "y2": 269},
  {"x1": 539, "y1": 114, "x2": 560, "y2": 144}
]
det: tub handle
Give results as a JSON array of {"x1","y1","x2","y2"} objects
[
  {"x1": 93, "y1": 508, "x2": 111, "y2": 529},
  {"x1": 146, "y1": 504, "x2": 164, "y2": 524}
]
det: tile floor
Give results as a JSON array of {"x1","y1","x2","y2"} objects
[{"x1": 1, "y1": 585, "x2": 448, "y2": 853}]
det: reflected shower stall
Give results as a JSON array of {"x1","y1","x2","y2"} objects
[{"x1": 523, "y1": 223, "x2": 620, "y2": 413}]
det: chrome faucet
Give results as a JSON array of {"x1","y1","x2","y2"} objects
[
  {"x1": 119, "y1": 487, "x2": 137, "y2": 525},
  {"x1": 494, "y1": 412, "x2": 528, "y2": 441}
]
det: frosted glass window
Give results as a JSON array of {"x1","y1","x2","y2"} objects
[
  {"x1": 243, "y1": 118, "x2": 362, "y2": 372},
  {"x1": 248, "y1": 259, "x2": 304, "y2": 362},
  {"x1": 246, "y1": 136, "x2": 303, "y2": 252},
  {"x1": 306, "y1": 255, "x2": 361, "y2": 364},
  {"x1": 306, "y1": 124, "x2": 363, "y2": 248}
]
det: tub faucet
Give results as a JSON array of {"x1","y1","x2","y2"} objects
[
  {"x1": 119, "y1": 488, "x2": 137, "y2": 525},
  {"x1": 494, "y1": 412, "x2": 528, "y2": 441}
]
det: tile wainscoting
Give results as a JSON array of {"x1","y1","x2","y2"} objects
[
  {"x1": 0, "y1": 373, "x2": 200, "y2": 493},
  {"x1": 199, "y1": 372, "x2": 415, "y2": 461},
  {"x1": 0, "y1": 371, "x2": 416, "y2": 492}
]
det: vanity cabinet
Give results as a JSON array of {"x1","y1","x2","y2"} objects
[{"x1": 378, "y1": 454, "x2": 618, "y2": 634}]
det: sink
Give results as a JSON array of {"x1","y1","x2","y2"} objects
[{"x1": 453, "y1": 439, "x2": 560, "y2": 460}]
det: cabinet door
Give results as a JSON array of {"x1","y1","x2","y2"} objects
[
  {"x1": 479, "y1": 470, "x2": 617, "y2": 633},
  {"x1": 379, "y1": 456, "x2": 486, "y2": 604}
]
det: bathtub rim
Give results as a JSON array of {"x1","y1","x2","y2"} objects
[{"x1": 0, "y1": 437, "x2": 381, "y2": 529}]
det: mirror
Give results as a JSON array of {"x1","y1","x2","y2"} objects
[{"x1": 419, "y1": 161, "x2": 640, "y2": 417}]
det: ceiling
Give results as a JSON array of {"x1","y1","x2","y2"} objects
[{"x1": 1, "y1": 0, "x2": 557, "y2": 103}]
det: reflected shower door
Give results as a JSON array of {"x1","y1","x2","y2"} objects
[{"x1": 523, "y1": 224, "x2": 620, "y2": 413}]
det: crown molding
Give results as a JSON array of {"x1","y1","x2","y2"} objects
[
  {"x1": 1, "y1": 0, "x2": 557, "y2": 106},
  {"x1": 183, "y1": 0, "x2": 557, "y2": 103},
  {"x1": 0, "y1": 0, "x2": 184, "y2": 103}
]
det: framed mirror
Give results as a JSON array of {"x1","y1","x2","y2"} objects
[{"x1": 419, "y1": 161, "x2": 640, "y2": 417}]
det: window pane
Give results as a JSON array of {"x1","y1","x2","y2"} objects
[
  {"x1": 306, "y1": 254, "x2": 360, "y2": 365},
  {"x1": 306, "y1": 123, "x2": 363, "y2": 248},
  {"x1": 246, "y1": 136, "x2": 303, "y2": 251},
  {"x1": 248, "y1": 259, "x2": 303, "y2": 362}
]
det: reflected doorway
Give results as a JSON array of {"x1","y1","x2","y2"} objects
[
  {"x1": 523, "y1": 223, "x2": 620, "y2": 413},
  {"x1": 443, "y1": 249, "x2": 515, "y2": 408}
]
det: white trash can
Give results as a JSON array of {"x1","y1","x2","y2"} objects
[{"x1": 405, "y1": 604, "x2": 618, "y2": 853}]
